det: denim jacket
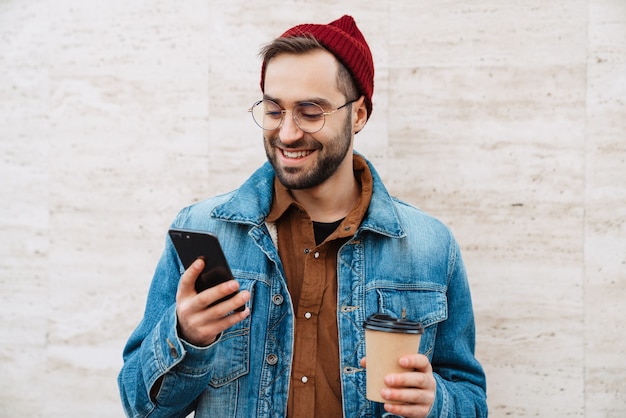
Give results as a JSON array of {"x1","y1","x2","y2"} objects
[{"x1": 118, "y1": 156, "x2": 487, "y2": 417}]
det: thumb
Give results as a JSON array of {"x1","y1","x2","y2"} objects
[{"x1": 177, "y1": 257, "x2": 204, "y2": 299}]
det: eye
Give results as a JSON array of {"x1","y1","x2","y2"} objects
[
  {"x1": 262, "y1": 101, "x2": 283, "y2": 119},
  {"x1": 296, "y1": 103, "x2": 324, "y2": 121},
  {"x1": 265, "y1": 110, "x2": 283, "y2": 119}
]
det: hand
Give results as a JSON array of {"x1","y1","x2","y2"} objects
[
  {"x1": 176, "y1": 258, "x2": 251, "y2": 346},
  {"x1": 360, "y1": 354, "x2": 436, "y2": 418}
]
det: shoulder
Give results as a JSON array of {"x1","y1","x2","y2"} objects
[
  {"x1": 171, "y1": 191, "x2": 238, "y2": 230},
  {"x1": 390, "y1": 197, "x2": 456, "y2": 246}
]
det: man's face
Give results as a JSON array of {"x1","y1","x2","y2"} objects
[{"x1": 262, "y1": 49, "x2": 354, "y2": 190}]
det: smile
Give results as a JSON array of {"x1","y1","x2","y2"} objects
[{"x1": 282, "y1": 149, "x2": 313, "y2": 159}]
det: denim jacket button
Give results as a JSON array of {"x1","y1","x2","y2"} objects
[
  {"x1": 272, "y1": 294, "x2": 284, "y2": 305},
  {"x1": 266, "y1": 354, "x2": 278, "y2": 365}
]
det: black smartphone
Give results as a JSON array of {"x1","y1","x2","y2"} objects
[{"x1": 168, "y1": 228, "x2": 244, "y2": 312}]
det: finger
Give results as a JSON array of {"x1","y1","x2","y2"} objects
[
  {"x1": 195, "y1": 280, "x2": 243, "y2": 309},
  {"x1": 228, "y1": 289, "x2": 251, "y2": 312},
  {"x1": 398, "y1": 354, "x2": 432, "y2": 373},
  {"x1": 384, "y1": 398, "x2": 433, "y2": 418},
  {"x1": 210, "y1": 306, "x2": 251, "y2": 331},
  {"x1": 177, "y1": 258, "x2": 205, "y2": 299},
  {"x1": 359, "y1": 357, "x2": 367, "y2": 368},
  {"x1": 384, "y1": 369, "x2": 430, "y2": 390},
  {"x1": 198, "y1": 285, "x2": 251, "y2": 315},
  {"x1": 180, "y1": 304, "x2": 251, "y2": 347},
  {"x1": 193, "y1": 302, "x2": 252, "y2": 331},
  {"x1": 382, "y1": 386, "x2": 433, "y2": 405},
  {"x1": 384, "y1": 355, "x2": 433, "y2": 390}
]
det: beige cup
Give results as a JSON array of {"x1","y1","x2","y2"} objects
[{"x1": 363, "y1": 313, "x2": 424, "y2": 403}]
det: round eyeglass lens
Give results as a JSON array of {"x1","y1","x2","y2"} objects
[
  {"x1": 251, "y1": 100, "x2": 282, "y2": 131},
  {"x1": 292, "y1": 102, "x2": 325, "y2": 133}
]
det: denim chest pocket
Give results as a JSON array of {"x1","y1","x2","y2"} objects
[
  {"x1": 208, "y1": 278, "x2": 255, "y2": 388},
  {"x1": 367, "y1": 285, "x2": 448, "y2": 358}
]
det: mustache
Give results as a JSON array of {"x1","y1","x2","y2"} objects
[{"x1": 268, "y1": 136, "x2": 322, "y2": 150}]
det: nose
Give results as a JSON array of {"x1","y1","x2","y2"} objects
[{"x1": 278, "y1": 111, "x2": 305, "y2": 144}]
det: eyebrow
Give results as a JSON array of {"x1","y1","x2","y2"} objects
[{"x1": 262, "y1": 94, "x2": 333, "y2": 109}]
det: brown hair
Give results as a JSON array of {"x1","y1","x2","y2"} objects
[{"x1": 259, "y1": 35, "x2": 360, "y2": 103}]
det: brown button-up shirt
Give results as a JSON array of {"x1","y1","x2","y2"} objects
[{"x1": 266, "y1": 155, "x2": 373, "y2": 418}]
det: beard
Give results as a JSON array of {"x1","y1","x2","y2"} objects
[{"x1": 264, "y1": 113, "x2": 353, "y2": 190}]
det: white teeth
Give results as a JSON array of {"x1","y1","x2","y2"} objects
[{"x1": 283, "y1": 150, "x2": 311, "y2": 159}]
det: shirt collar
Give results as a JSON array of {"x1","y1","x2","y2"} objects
[
  {"x1": 266, "y1": 155, "x2": 373, "y2": 235},
  {"x1": 211, "y1": 154, "x2": 405, "y2": 239}
]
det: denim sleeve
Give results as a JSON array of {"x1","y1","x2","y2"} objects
[
  {"x1": 117, "y1": 234, "x2": 219, "y2": 418},
  {"x1": 425, "y1": 238, "x2": 488, "y2": 418}
]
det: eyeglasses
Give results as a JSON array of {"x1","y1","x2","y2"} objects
[{"x1": 248, "y1": 98, "x2": 358, "y2": 133}]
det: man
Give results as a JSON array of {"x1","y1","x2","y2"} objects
[{"x1": 118, "y1": 15, "x2": 487, "y2": 418}]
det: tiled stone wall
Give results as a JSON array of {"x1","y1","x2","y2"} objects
[{"x1": 1, "y1": 1, "x2": 624, "y2": 416}]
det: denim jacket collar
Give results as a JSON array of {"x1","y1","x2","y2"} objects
[{"x1": 211, "y1": 154, "x2": 406, "y2": 239}]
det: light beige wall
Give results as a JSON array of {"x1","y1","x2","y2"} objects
[{"x1": 1, "y1": 1, "x2": 624, "y2": 416}]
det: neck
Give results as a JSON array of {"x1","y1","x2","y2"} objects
[{"x1": 290, "y1": 159, "x2": 360, "y2": 223}]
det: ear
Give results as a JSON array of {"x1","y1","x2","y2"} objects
[{"x1": 352, "y1": 96, "x2": 368, "y2": 134}]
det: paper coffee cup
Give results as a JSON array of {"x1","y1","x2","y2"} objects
[{"x1": 363, "y1": 313, "x2": 424, "y2": 403}]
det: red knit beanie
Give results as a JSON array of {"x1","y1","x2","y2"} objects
[{"x1": 260, "y1": 15, "x2": 375, "y2": 119}]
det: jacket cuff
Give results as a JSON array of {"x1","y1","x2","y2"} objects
[
  {"x1": 141, "y1": 304, "x2": 218, "y2": 388},
  {"x1": 425, "y1": 374, "x2": 448, "y2": 418}
]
